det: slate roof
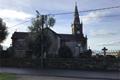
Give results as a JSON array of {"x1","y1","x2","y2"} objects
[
  {"x1": 58, "y1": 34, "x2": 76, "y2": 41},
  {"x1": 11, "y1": 28, "x2": 77, "y2": 42},
  {"x1": 11, "y1": 32, "x2": 29, "y2": 39}
]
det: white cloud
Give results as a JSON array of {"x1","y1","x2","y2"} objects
[
  {"x1": 99, "y1": 41, "x2": 120, "y2": 46},
  {"x1": 0, "y1": 9, "x2": 33, "y2": 21},
  {"x1": 89, "y1": 29, "x2": 118, "y2": 37},
  {"x1": 0, "y1": 9, "x2": 33, "y2": 35},
  {"x1": 1, "y1": 21, "x2": 30, "y2": 48},
  {"x1": 0, "y1": 9, "x2": 33, "y2": 48},
  {"x1": 81, "y1": 11, "x2": 110, "y2": 24}
]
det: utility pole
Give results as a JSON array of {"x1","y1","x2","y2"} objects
[
  {"x1": 40, "y1": 15, "x2": 44, "y2": 68},
  {"x1": 36, "y1": 10, "x2": 45, "y2": 68},
  {"x1": 35, "y1": 10, "x2": 55, "y2": 68}
]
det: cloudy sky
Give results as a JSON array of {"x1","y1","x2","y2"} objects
[{"x1": 0, "y1": 0, "x2": 120, "y2": 50}]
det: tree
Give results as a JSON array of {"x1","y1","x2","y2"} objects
[
  {"x1": 79, "y1": 49, "x2": 92, "y2": 58},
  {"x1": 0, "y1": 18, "x2": 8, "y2": 43},
  {"x1": 28, "y1": 15, "x2": 55, "y2": 33},
  {"x1": 28, "y1": 13, "x2": 55, "y2": 58},
  {"x1": 58, "y1": 45, "x2": 73, "y2": 58},
  {"x1": 118, "y1": 51, "x2": 120, "y2": 58},
  {"x1": 0, "y1": 45, "x2": 3, "y2": 57},
  {"x1": 28, "y1": 29, "x2": 51, "y2": 57}
]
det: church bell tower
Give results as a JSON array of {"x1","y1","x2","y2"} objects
[
  {"x1": 72, "y1": 3, "x2": 83, "y2": 37},
  {"x1": 71, "y1": 3, "x2": 88, "y2": 52}
]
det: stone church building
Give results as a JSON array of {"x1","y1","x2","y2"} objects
[{"x1": 11, "y1": 5, "x2": 89, "y2": 57}]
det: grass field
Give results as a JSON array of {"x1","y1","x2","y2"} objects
[{"x1": 0, "y1": 73, "x2": 16, "y2": 80}]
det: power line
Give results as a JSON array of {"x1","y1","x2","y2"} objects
[
  {"x1": 8, "y1": 14, "x2": 120, "y2": 29},
  {"x1": 82, "y1": 14, "x2": 120, "y2": 19},
  {"x1": 49, "y1": 5, "x2": 120, "y2": 16},
  {"x1": 8, "y1": 20, "x2": 30, "y2": 29},
  {"x1": 8, "y1": 5, "x2": 120, "y2": 29}
]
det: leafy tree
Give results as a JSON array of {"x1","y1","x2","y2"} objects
[
  {"x1": 28, "y1": 15, "x2": 55, "y2": 33},
  {"x1": 28, "y1": 30, "x2": 51, "y2": 57},
  {"x1": 0, "y1": 44, "x2": 3, "y2": 51},
  {"x1": 0, "y1": 18, "x2": 8, "y2": 43},
  {"x1": 79, "y1": 49, "x2": 92, "y2": 58},
  {"x1": 28, "y1": 14, "x2": 55, "y2": 58},
  {"x1": 58, "y1": 45, "x2": 73, "y2": 58},
  {"x1": 118, "y1": 51, "x2": 120, "y2": 58},
  {"x1": 0, "y1": 45, "x2": 3, "y2": 57}
]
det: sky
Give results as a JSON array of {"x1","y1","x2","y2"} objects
[{"x1": 0, "y1": 0, "x2": 120, "y2": 51}]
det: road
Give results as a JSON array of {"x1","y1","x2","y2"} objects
[
  {"x1": 16, "y1": 75, "x2": 103, "y2": 80},
  {"x1": 0, "y1": 67, "x2": 120, "y2": 80}
]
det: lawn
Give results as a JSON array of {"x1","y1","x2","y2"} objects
[{"x1": 0, "y1": 73, "x2": 16, "y2": 80}]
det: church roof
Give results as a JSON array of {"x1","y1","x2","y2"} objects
[
  {"x1": 58, "y1": 34, "x2": 76, "y2": 41},
  {"x1": 11, "y1": 32, "x2": 28, "y2": 39},
  {"x1": 11, "y1": 28, "x2": 81, "y2": 42}
]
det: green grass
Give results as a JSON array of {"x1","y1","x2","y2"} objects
[{"x1": 0, "y1": 73, "x2": 16, "y2": 80}]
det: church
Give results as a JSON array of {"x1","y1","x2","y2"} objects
[{"x1": 11, "y1": 5, "x2": 89, "y2": 58}]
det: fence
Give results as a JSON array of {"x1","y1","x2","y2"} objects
[
  {"x1": 44, "y1": 58, "x2": 120, "y2": 70},
  {"x1": 0, "y1": 56, "x2": 120, "y2": 71},
  {"x1": 92, "y1": 50, "x2": 120, "y2": 57},
  {"x1": 0, "y1": 58, "x2": 33, "y2": 68}
]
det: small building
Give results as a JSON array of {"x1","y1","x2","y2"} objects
[{"x1": 11, "y1": 32, "x2": 29, "y2": 57}]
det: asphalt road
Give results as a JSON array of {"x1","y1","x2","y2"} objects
[
  {"x1": 16, "y1": 75, "x2": 104, "y2": 80},
  {"x1": 0, "y1": 67, "x2": 120, "y2": 80}
]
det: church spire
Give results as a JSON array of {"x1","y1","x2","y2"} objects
[
  {"x1": 72, "y1": 3, "x2": 83, "y2": 37},
  {"x1": 71, "y1": 3, "x2": 88, "y2": 53},
  {"x1": 74, "y1": 3, "x2": 80, "y2": 24}
]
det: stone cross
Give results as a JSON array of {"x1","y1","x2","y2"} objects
[{"x1": 102, "y1": 47, "x2": 108, "y2": 56}]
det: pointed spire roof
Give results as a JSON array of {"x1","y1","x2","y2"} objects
[
  {"x1": 75, "y1": 2, "x2": 79, "y2": 16},
  {"x1": 74, "y1": 3, "x2": 80, "y2": 24}
]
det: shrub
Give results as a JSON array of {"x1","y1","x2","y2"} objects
[{"x1": 58, "y1": 45, "x2": 73, "y2": 58}]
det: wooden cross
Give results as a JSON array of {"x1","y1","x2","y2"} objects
[{"x1": 102, "y1": 47, "x2": 108, "y2": 56}]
